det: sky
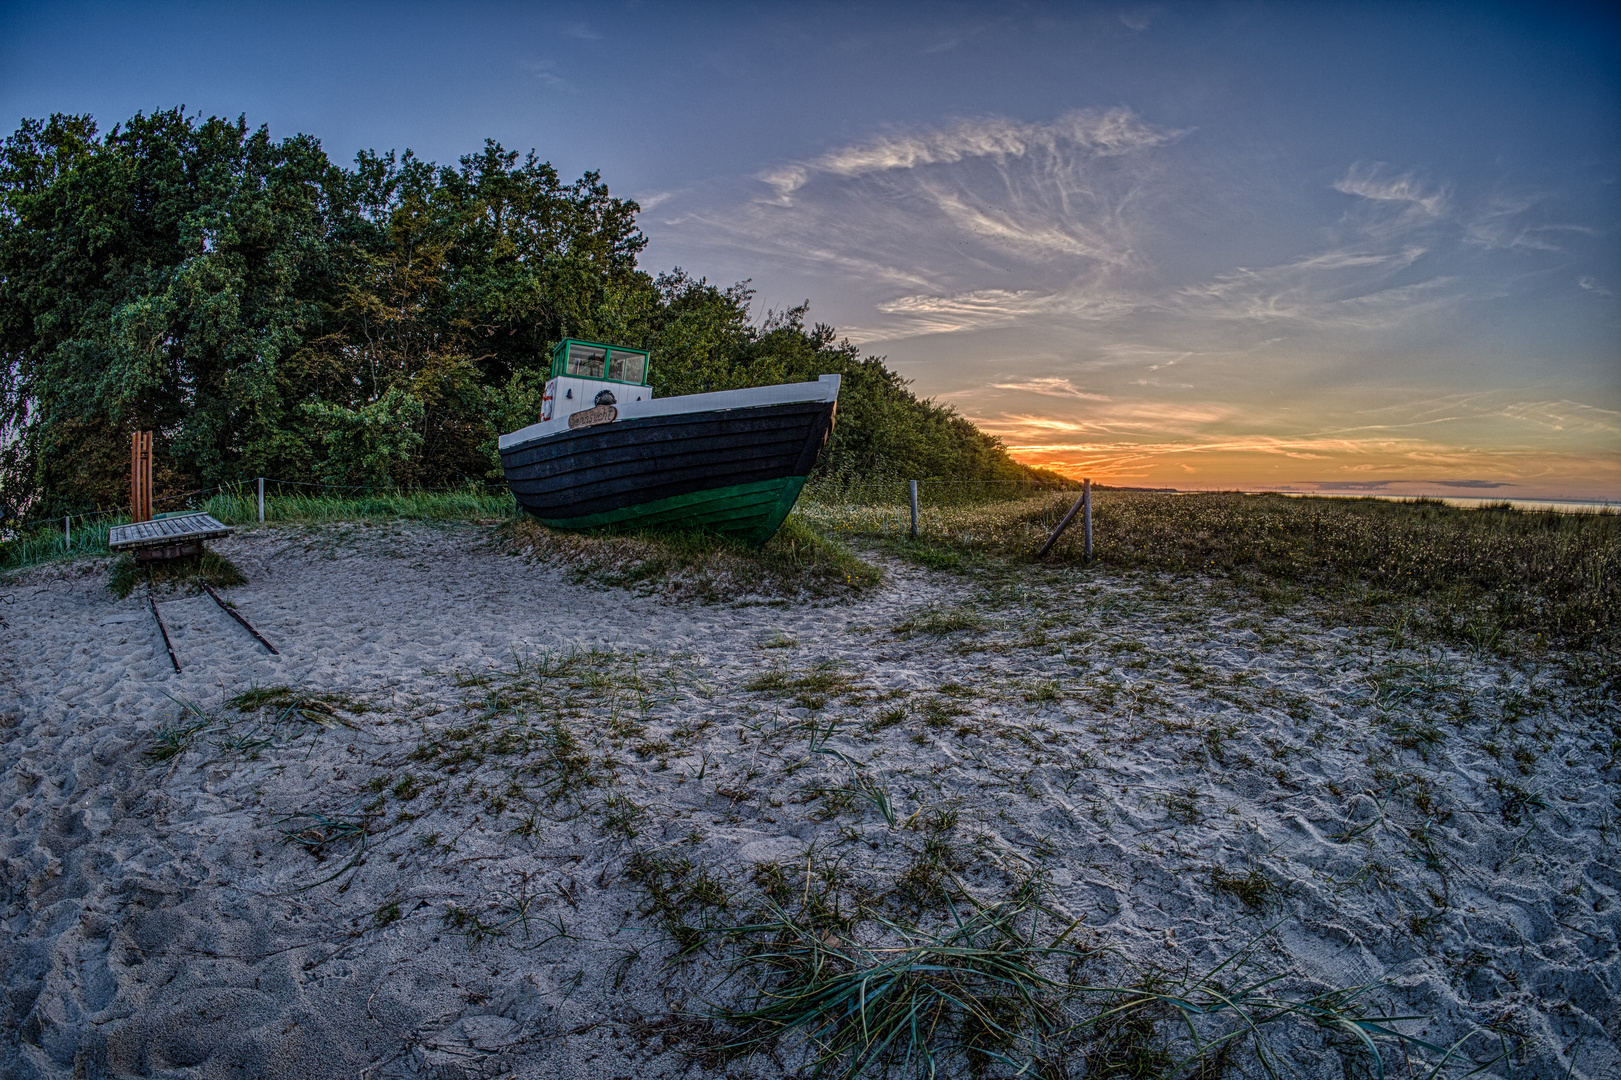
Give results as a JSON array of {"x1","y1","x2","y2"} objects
[{"x1": 3, "y1": 1, "x2": 1618, "y2": 499}]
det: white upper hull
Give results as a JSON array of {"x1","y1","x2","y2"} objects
[{"x1": 498, "y1": 374, "x2": 841, "y2": 451}]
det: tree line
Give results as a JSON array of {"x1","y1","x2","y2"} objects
[{"x1": 0, "y1": 108, "x2": 1060, "y2": 521}]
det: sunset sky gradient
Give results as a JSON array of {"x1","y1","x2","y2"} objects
[{"x1": 4, "y1": 1, "x2": 1617, "y2": 498}]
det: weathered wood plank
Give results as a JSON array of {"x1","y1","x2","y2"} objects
[{"x1": 108, "y1": 512, "x2": 233, "y2": 552}]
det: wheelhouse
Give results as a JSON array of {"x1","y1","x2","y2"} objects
[{"x1": 550, "y1": 339, "x2": 650, "y2": 387}]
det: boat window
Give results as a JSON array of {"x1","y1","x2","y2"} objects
[
  {"x1": 566, "y1": 343, "x2": 607, "y2": 377},
  {"x1": 608, "y1": 349, "x2": 645, "y2": 384}
]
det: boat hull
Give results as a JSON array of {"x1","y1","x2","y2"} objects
[{"x1": 499, "y1": 399, "x2": 836, "y2": 546}]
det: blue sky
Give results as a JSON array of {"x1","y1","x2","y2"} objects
[{"x1": 3, "y1": 1, "x2": 1617, "y2": 497}]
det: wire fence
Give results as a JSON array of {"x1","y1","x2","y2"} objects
[
  {"x1": 3, "y1": 473, "x2": 1090, "y2": 569},
  {"x1": 3, "y1": 476, "x2": 514, "y2": 533},
  {"x1": 800, "y1": 476, "x2": 1092, "y2": 557},
  {"x1": 0, "y1": 476, "x2": 519, "y2": 565}
]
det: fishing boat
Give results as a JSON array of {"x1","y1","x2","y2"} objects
[{"x1": 498, "y1": 339, "x2": 839, "y2": 546}]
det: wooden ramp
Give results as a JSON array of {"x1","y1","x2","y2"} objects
[{"x1": 109, "y1": 512, "x2": 233, "y2": 561}]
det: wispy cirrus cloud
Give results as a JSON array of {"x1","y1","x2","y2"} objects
[
  {"x1": 987, "y1": 377, "x2": 1111, "y2": 401},
  {"x1": 1175, "y1": 246, "x2": 1455, "y2": 329},
  {"x1": 758, "y1": 109, "x2": 1180, "y2": 204},
  {"x1": 1334, "y1": 162, "x2": 1449, "y2": 217}
]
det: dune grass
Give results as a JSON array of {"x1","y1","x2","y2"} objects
[
  {"x1": 0, "y1": 487, "x2": 518, "y2": 575},
  {"x1": 503, "y1": 513, "x2": 883, "y2": 603},
  {"x1": 107, "y1": 550, "x2": 247, "y2": 598},
  {"x1": 801, "y1": 488, "x2": 1620, "y2": 656},
  {"x1": 199, "y1": 486, "x2": 517, "y2": 525},
  {"x1": 693, "y1": 879, "x2": 1496, "y2": 1080}
]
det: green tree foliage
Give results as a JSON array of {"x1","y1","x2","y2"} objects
[{"x1": 1, "y1": 109, "x2": 1050, "y2": 519}]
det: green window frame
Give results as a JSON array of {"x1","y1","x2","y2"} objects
[{"x1": 549, "y1": 339, "x2": 651, "y2": 386}]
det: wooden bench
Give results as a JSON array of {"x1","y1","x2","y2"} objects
[{"x1": 109, "y1": 512, "x2": 233, "y2": 562}]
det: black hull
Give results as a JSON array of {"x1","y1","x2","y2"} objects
[{"x1": 499, "y1": 400, "x2": 836, "y2": 544}]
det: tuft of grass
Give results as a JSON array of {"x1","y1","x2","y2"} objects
[
  {"x1": 145, "y1": 719, "x2": 210, "y2": 761},
  {"x1": 711, "y1": 886, "x2": 1070, "y2": 1078},
  {"x1": 108, "y1": 549, "x2": 246, "y2": 598},
  {"x1": 227, "y1": 685, "x2": 365, "y2": 727},
  {"x1": 503, "y1": 512, "x2": 882, "y2": 603},
  {"x1": 892, "y1": 607, "x2": 986, "y2": 638},
  {"x1": 1210, "y1": 866, "x2": 1277, "y2": 911},
  {"x1": 746, "y1": 661, "x2": 858, "y2": 708}
]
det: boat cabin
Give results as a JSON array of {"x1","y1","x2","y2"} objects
[{"x1": 541, "y1": 339, "x2": 652, "y2": 431}]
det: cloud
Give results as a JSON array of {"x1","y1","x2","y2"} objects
[
  {"x1": 1119, "y1": 8, "x2": 1157, "y2": 31},
  {"x1": 1578, "y1": 275, "x2": 1613, "y2": 297},
  {"x1": 526, "y1": 61, "x2": 569, "y2": 90},
  {"x1": 758, "y1": 109, "x2": 1180, "y2": 203},
  {"x1": 632, "y1": 190, "x2": 678, "y2": 212},
  {"x1": 1176, "y1": 246, "x2": 1453, "y2": 329},
  {"x1": 564, "y1": 22, "x2": 600, "y2": 40},
  {"x1": 987, "y1": 378, "x2": 1111, "y2": 401},
  {"x1": 1334, "y1": 163, "x2": 1448, "y2": 217},
  {"x1": 664, "y1": 109, "x2": 1183, "y2": 344},
  {"x1": 1298, "y1": 478, "x2": 1515, "y2": 490},
  {"x1": 860, "y1": 287, "x2": 1140, "y2": 338}
]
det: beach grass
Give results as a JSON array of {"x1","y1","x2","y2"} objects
[
  {"x1": 0, "y1": 486, "x2": 518, "y2": 574},
  {"x1": 801, "y1": 487, "x2": 1621, "y2": 655},
  {"x1": 107, "y1": 549, "x2": 247, "y2": 598},
  {"x1": 692, "y1": 877, "x2": 1487, "y2": 1079},
  {"x1": 502, "y1": 513, "x2": 883, "y2": 602}
]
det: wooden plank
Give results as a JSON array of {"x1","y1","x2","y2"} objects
[
  {"x1": 150, "y1": 596, "x2": 181, "y2": 672},
  {"x1": 202, "y1": 583, "x2": 279, "y2": 655},
  {"x1": 109, "y1": 512, "x2": 233, "y2": 551}
]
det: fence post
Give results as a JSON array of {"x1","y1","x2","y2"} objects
[
  {"x1": 1083, "y1": 478, "x2": 1093, "y2": 563},
  {"x1": 258, "y1": 477, "x2": 265, "y2": 523},
  {"x1": 64, "y1": 515, "x2": 70, "y2": 548},
  {"x1": 908, "y1": 480, "x2": 919, "y2": 540}
]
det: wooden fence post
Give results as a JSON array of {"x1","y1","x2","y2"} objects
[
  {"x1": 1037, "y1": 480, "x2": 1090, "y2": 559},
  {"x1": 1083, "y1": 478, "x2": 1093, "y2": 563},
  {"x1": 258, "y1": 477, "x2": 265, "y2": 523},
  {"x1": 64, "y1": 515, "x2": 70, "y2": 547},
  {"x1": 130, "y1": 431, "x2": 153, "y2": 523},
  {"x1": 909, "y1": 480, "x2": 919, "y2": 540}
]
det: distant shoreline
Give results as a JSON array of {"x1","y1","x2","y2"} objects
[{"x1": 1087, "y1": 486, "x2": 1616, "y2": 513}]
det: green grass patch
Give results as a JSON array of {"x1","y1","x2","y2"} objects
[
  {"x1": 893, "y1": 607, "x2": 986, "y2": 637},
  {"x1": 504, "y1": 512, "x2": 882, "y2": 602},
  {"x1": 108, "y1": 549, "x2": 246, "y2": 598}
]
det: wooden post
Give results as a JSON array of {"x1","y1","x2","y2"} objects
[
  {"x1": 1037, "y1": 483, "x2": 1089, "y2": 558},
  {"x1": 130, "y1": 431, "x2": 153, "y2": 523},
  {"x1": 257, "y1": 477, "x2": 265, "y2": 523},
  {"x1": 908, "y1": 480, "x2": 919, "y2": 540},
  {"x1": 64, "y1": 515, "x2": 70, "y2": 547},
  {"x1": 1083, "y1": 478, "x2": 1093, "y2": 563}
]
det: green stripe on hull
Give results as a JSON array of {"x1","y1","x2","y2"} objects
[{"x1": 535, "y1": 476, "x2": 808, "y2": 547}]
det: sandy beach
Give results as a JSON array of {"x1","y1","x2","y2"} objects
[{"x1": 2, "y1": 521, "x2": 1616, "y2": 1078}]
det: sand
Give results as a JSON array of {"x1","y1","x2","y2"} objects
[{"x1": 1, "y1": 521, "x2": 1616, "y2": 1078}]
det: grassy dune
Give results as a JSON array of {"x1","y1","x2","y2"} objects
[{"x1": 802, "y1": 488, "x2": 1621, "y2": 657}]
